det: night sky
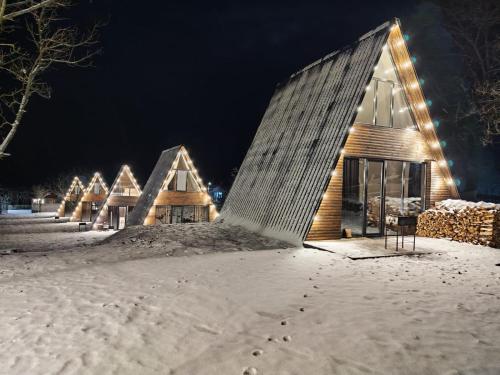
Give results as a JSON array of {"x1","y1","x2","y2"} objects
[{"x1": 3, "y1": 0, "x2": 495, "y2": 195}]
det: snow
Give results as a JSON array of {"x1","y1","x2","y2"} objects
[
  {"x1": 1, "y1": 214, "x2": 500, "y2": 374},
  {"x1": 436, "y1": 199, "x2": 500, "y2": 211}
]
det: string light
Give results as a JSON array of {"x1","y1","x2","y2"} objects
[{"x1": 401, "y1": 61, "x2": 412, "y2": 69}]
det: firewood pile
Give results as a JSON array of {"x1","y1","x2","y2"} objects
[{"x1": 416, "y1": 199, "x2": 500, "y2": 247}]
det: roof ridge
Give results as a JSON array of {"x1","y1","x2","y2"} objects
[{"x1": 282, "y1": 19, "x2": 393, "y2": 85}]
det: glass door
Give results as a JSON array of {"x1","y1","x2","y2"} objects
[
  {"x1": 342, "y1": 158, "x2": 425, "y2": 237},
  {"x1": 364, "y1": 160, "x2": 384, "y2": 236},
  {"x1": 341, "y1": 158, "x2": 365, "y2": 236}
]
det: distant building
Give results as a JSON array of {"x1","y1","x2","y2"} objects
[
  {"x1": 208, "y1": 184, "x2": 226, "y2": 210},
  {"x1": 32, "y1": 192, "x2": 59, "y2": 213},
  {"x1": 92, "y1": 165, "x2": 142, "y2": 230},
  {"x1": 127, "y1": 145, "x2": 218, "y2": 225}
]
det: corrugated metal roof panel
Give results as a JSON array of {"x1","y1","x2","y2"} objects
[
  {"x1": 220, "y1": 21, "x2": 392, "y2": 243},
  {"x1": 127, "y1": 146, "x2": 181, "y2": 226}
]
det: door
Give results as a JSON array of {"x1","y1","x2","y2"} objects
[
  {"x1": 171, "y1": 206, "x2": 183, "y2": 223},
  {"x1": 364, "y1": 160, "x2": 384, "y2": 236},
  {"x1": 118, "y1": 206, "x2": 127, "y2": 229}
]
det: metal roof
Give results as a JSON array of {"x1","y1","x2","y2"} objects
[
  {"x1": 220, "y1": 21, "x2": 392, "y2": 244},
  {"x1": 127, "y1": 145, "x2": 181, "y2": 226}
]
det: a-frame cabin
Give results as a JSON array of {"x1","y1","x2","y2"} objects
[
  {"x1": 56, "y1": 176, "x2": 86, "y2": 217},
  {"x1": 70, "y1": 172, "x2": 109, "y2": 222},
  {"x1": 92, "y1": 165, "x2": 142, "y2": 230},
  {"x1": 221, "y1": 19, "x2": 459, "y2": 245},
  {"x1": 127, "y1": 145, "x2": 217, "y2": 226}
]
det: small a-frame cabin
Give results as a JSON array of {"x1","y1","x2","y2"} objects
[
  {"x1": 70, "y1": 172, "x2": 109, "y2": 222},
  {"x1": 92, "y1": 165, "x2": 142, "y2": 230},
  {"x1": 56, "y1": 177, "x2": 86, "y2": 217},
  {"x1": 127, "y1": 145, "x2": 217, "y2": 226},
  {"x1": 221, "y1": 19, "x2": 459, "y2": 244}
]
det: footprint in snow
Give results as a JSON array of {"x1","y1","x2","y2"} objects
[
  {"x1": 242, "y1": 367, "x2": 258, "y2": 375},
  {"x1": 283, "y1": 335, "x2": 291, "y2": 342},
  {"x1": 252, "y1": 349, "x2": 263, "y2": 356}
]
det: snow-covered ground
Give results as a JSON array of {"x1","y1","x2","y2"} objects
[{"x1": 0, "y1": 215, "x2": 500, "y2": 375}]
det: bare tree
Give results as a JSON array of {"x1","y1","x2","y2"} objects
[
  {"x1": 435, "y1": 0, "x2": 500, "y2": 144},
  {"x1": 0, "y1": 0, "x2": 100, "y2": 158},
  {"x1": 50, "y1": 171, "x2": 82, "y2": 199},
  {"x1": 32, "y1": 182, "x2": 50, "y2": 212},
  {"x1": 32, "y1": 183, "x2": 49, "y2": 199}
]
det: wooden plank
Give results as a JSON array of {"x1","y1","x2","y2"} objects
[{"x1": 154, "y1": 191, "x2": 210, "y2": 206}]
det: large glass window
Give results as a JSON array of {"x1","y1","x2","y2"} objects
[
  {"x1": 341, "y1": 158, "x2": 365, "y2": 236},
  {"x1": 385, "y1": 161, "x2": 404, "y2": 230},
  {"x1": 376, "y1": 81, "x2": 392, "y2": 127},
  {"x1": 365, "y1": 161, "x2": 383, "y2": 234},
  {"x1": 354, "y1": 48, "x2": 416, "y2": 130},
  {"x1": 403, "y1": 163, "x2": 424, "y2": 215},
  {"x1": 341, "y1": 158, "x2": 425, "y2": 237},
  {"x1": 393, "y1": 87, "x2": 414, "y2": 129},
  {"x1": 356, "y1": 84, "x2": 375, "y2": 125}
]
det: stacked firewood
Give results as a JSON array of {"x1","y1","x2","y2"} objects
[{"x1": 416, "y1": 199, "x2": 500, "y2": 247}]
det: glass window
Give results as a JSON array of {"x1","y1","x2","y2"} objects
[
  {"x1": 375, "y1": 81, "x2": 392, "y2": 127},
  {"x1": 356, "y1": 81, "x2": 375, "y2": 125},
  {"x1": 393, "y1": 86, "x2": 414, "y2": 129},
  {"x1": 176, "y1": 170, "x2": 187, "y2": 191},
  {"x1": 365, "y1": 160, "x2": 383, "y2": 234},
  {"x1": 155, "y1": 205, "x2": 171, "y2": 224},
  {"x1": 94, "y1": 183, "x2": 100, "y2": 195},
  {"x1": 373, "y1": 47, "x2": 399, "y2": 82},
  {"x1": 354, "y1": 46, "x2": 418, "y2": 130},
  {"x1": 385, "y1": 160, "x2": 403, "y2": 232},
  {"x1": 341, "y1": 158, "x2": 365, "y2": 236},
  {"x1": 403, "y1": 163, "x2": 424, "y2": 215}
]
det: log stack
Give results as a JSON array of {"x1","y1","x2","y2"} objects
[{"x1": 416, "y1": 199, "x2": 500, "y2": 248}]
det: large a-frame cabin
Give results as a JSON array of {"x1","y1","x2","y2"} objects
[
  {"x1": 221, "y1": 19, "x2": 459, "y2": 245},
  {"x1": 70, "y1": 172, "x2": 109, "y2": 222},
  {"x1": 92, "y1": 165, "x2": 142, "y2": 230},
  {"x1": 56, "y1": 176, "x2": 85, "y2": 217},
  {"x1": 127, "y1": 145, "x2": 217, "y2": 226}
]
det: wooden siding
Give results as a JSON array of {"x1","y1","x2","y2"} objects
[
  {"x1": 430, "y1": 161, "x2": 452, "y2": 206},
  {"x1": 107, "y1": 195, "x2": 140, "y2": 206},
  {"x1": 306, "y1": 155, "x2": 344, "y2": 240},
  {"x1": 154, "y1": 191, "x2": 210, "y2": 206},
  {"x1": 344, "y1": 124, "x2": 432, "y2": 161}
]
